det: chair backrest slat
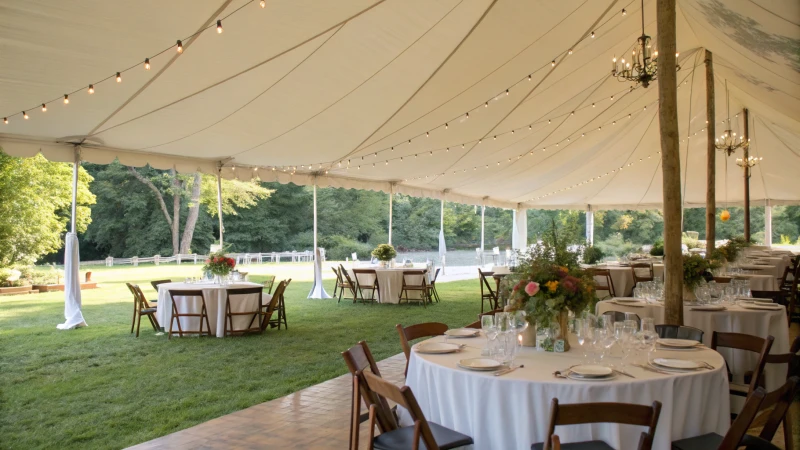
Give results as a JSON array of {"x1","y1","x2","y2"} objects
[
  {"x1": 342, "y1": 342, "x2": 396, "y2": 434},
  {"x1": 654, "y1": 324, "x2": 704, "y2": 343},
  {"x1": 712, "y1": 331, "x2": 775, "y2": 395},
  {"x1": 755, "y1": 376, "x2": 799, "y2": 441},
  {"x1": 717, "y1": 388, "x2": 767, "y2": 450},
  {"x1": 150, "y1": 279, "x2": 172, "y2": 291},
  {"x1": 397, "y1": 322, "x2": 449, "y2": 376}
]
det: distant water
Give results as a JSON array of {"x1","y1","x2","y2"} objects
[{"x1": 395, "y1": 250, "x2": 506, "y2": 267}]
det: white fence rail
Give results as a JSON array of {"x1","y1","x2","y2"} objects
[{"x1": 90, "y1": 250, "x2": 322, "y2": 268}]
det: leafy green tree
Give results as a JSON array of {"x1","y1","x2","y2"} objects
[{"x1": 0, "y1": 151, "x2": 95, "y2": 267}]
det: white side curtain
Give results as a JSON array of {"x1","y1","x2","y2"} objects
[
  {"x1": 57, "y1": 232, "x2": 87, "y2": 329},
  {"x1": 512, "y1": 208, "x2": 527, "y2": 250}
]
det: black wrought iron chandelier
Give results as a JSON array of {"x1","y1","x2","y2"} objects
[
  {"x1": 715, "y1": 81, "x2": 749, "y2": 156},
  {"x1": 611, "y1": 0, "x2": 678, "y2": 88}
]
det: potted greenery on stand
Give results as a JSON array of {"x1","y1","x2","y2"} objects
[
  {"x1": 371, "y1": 244, "x2": 397, "y2": 268},
  {"x1": 682, "y1": 254, "x2": 718, "y2": 301}
]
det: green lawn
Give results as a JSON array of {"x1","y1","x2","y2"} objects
[{"x1": 0, "y1": 263, "x2": 479, "y2": 449}]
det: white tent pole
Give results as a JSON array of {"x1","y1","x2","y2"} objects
[
  {"x1": 308, "y1": 179, "x2": 331, "y2": 299},
  {"x1": 70, "y1": 146, "x2": 80, "y2": 234},
  {"x1": 440, "y1": 198, "x2": 444, "y2": 234},
  {"x1": 388, "y1": 184, "x2": 393, "y2": 245},
  {"x1": 216, "y1": 167, "x2": 224, "y2": 248},
  {"x1": 512, "y1": 210, "x2": 518, "y2": 249},
  {"x1": 481, "y1": 204, "x2": 485, "y2": 253},
  {"x1": 313, "y1": 183, "x2": 318, "y2": 251},
  {"x1": 764, "y1": 199, "x2": 772, "y2": 247},
  {"x1": 586, "y1": 205, "x2": 594, "y2": 245}
]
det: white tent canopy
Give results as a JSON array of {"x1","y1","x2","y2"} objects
[{"x1": 1, "y1": 0, "x2": 798, "y2": 210}]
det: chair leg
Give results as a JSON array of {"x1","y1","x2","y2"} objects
[
  {"x1": 147, "y1": 313, "x2": 159, "y2": 332},
  {"x1": 338, "y1": 286, "x2": 343, "y2": 303},
  {"x1": 130, "y1": 302, "x2": 137, "y2": 334},
  {"x1": 135, "y1": 312, "x2": 142, "y2": 338}
]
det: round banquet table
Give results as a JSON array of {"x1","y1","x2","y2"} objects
[
  {"x1": 402, "y1": 335, "x2": 729, "y2": 450},
  {"x1": 597, "y1": 299, "x2": 790, "y2": 390},
  {"x1": 589, "y1": 263, "x2": 665, "y2": 297},
  {"x1": 347, "y1": 265, "x2": 429, "y2": 304},
  {"x1": 156, "y1": 282, "x2": 266, "y2": 337}
]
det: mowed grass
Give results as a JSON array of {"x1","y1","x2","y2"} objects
[{"x1": 0, "y1": 263, "x2": 479, "y2": 449}]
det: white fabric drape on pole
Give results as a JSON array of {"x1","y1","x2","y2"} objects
[
  {"x1": 512, "y1": 208, "x2": 528, "y2": 250},
  {"x1": 308, "y1": 182, "x2": 330, "y2": 299},
  {"x1": 57, "y1": 147, "x2": 86, "y2": 330},
  {"x1": 438, "y1": 198, "x2": 446, "y2": 256},
  {"x1": 216, "y1": 167, "x2": 224, "y2": 248},
  {"x1": 586, "y1": 206, "x2": 595, "y2": 245},
  {"x1": 388, "y1": 184, "x2": 393, "y2": 245},
  {"x1": 764, "y1": 200, "x2": 772, "y2": 247}
]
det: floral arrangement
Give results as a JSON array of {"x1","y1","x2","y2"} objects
[
  {"x1": 507, "y1": 223, "x2": 595, "y2": 328},
  {"x1": 582, "y1": 245, "x2": 604, "y2": 264},
  {"x1": 203, "y1": 251, "x2": 236, "y2": 276},
  {"x1": 683, "y1": 253, "x2": 718, "y2": 290},
  {"x1": 371, "y1": 244, "x2": 397, "y2": 262},
  {"x1": 712, "y1": 236, "x2": 751, "y2": 263}
]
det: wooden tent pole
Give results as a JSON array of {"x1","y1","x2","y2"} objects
[
  {"x1": 657, "y1": 0, "x2": 683, "y2": 325},
  {"x1": 704, "y1": 50, "x2": 716, "y2": 257},
  {"x1": 743, "y1": 108, "x2": 751, "y2": 241}
]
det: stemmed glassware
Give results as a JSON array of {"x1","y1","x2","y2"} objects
[
  {"x1": 481, "y1": 315, "x2": 497, "y2": 356},
  {"x1": 574, "y1": 318, "x2": 591, "y2": 363}
]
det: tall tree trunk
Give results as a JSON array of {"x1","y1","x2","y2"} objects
[
  {"x1": 170, "y1": 169, "x2": 181, "y2": 255},
  {"x1": 180, "y1": 173, "x2": 202, "y2": 254},
  {"x1": 657, "y1": 0, "x2": 684, "y2": 325},
  {"x1": 705, "y1": 50, "x2": 716, "y2": 258},
  {"x1": 127, "y1": 166, "x2": 177, "y2": 254}
]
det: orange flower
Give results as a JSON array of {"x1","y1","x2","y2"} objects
[{"x1": 545, "y1": 280, "x2": 559, "y2": 293}]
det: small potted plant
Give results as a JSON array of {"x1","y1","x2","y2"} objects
[
  {"x1": 371, "y1": 244, "x2": 397, "y2": 268},
  {"x1": 582, "y1": 245, "x2": 604, "y2": 265},
  {"x1": 203, "y1": 250, "x2": 236, "y2": 284}
]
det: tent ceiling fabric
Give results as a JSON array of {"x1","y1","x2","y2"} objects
[{"x1": 0, "y1": 0, "x2": 798, "y2": 210}]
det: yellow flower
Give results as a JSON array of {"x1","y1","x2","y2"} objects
[{"x1": 545, "y1": 280, "x2": 559, "y2": 293}]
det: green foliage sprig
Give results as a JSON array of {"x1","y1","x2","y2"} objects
[
  {"x1": 650, "y1": 240, "x2": 664, "y2": 256},
  {"x1": 711, "y1": 236, "x2": 751, "y2": 263},
  {"x1": 683, "y1": 253, "x2": 719, "y2": 290},
  {"x1": 371, "y1": 244, "x2": 397, "y2": 261},
  {"x1": 582, "y1": 245, "x2": 605, "y2": 264}
]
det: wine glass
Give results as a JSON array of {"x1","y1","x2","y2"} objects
[
  {"x1": 575, "y1": 318, "x2": 589, "y2": 363},
  {"x1": 482, "y1": 315, "x2": 498, "y2": 357}
]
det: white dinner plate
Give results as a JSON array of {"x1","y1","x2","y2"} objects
[
  {"x1": 653, "y1": 358, "x2": 703, "y2": 370},
  {"x1": 569, "y1": 365, "x2": 613, "y2": 377},
  {"x1": 457, "y1": 358, "x2": 503, "y2": 371},
  {"x1": 690, "y1": 305, "x2": 726, "y2": 311},
  {"x1": 614, "y1": 298, "x2": 642, "y2": 303},
  {"x1": 567, "y1": 372, "x2": 617, "y2": 382},
  {"x1": 657, "y1": 338, "x2": 700, "y2": 349},
  {"x1": 740, "y1": 303, "x2": 783, "y2": 311},
  {"x1": 445, "y1": 329, "x2": 480, "y2": 338},
  {"x1": 414, "y1": 342, "x2": 461, "y2": 354}
]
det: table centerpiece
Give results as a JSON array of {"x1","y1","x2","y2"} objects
[
  {"x1": 507, "y1": 227, "x2": 595, "y2": 351},
  {"x1": 371, "y1": 244, "x2": 397, "y2": 268},
  {"x1": 202, "y1": 251, "x2": 236, "y2": 284},
  {"x1": 682, "y1": 253, "x2": 718, "y2": 301}
]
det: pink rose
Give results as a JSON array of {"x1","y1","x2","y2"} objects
[{"x1": 524, "y1": 281, "x2": 540, "y2": 296}]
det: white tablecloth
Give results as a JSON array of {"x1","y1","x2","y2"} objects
[
  {"x1": 590, "y1": 264, "x2": 664, "y2": 297},
  {"x1": 347, "y1": 266, "x2": 429, "y2": 304},
  {"x1": 156, "y1": 282, "x2": 266, "y2": 337},
  {"x1": 726, "y1": 273, "x2": 777, "y2": 291},
  {"x1": 402, "y1": 335, "x2": 729, "y2": 450},
  {"x1": 750, "y1": 256, "x2": 790, "y2": 279},
  {"x1": 597, "y1": 300, "x2": 790, "y2": 390}
]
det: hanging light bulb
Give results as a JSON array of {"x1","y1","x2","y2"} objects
[
  {"x1": 116, "y1": 72, "x2": 122, "y2": 83},
  {"x1": 568, "y1": 49, "x2": 573, "y2": 55},
  {"x1": 88, "y1": 84, "x2": 95, "y2": 94},
  {"x1": 41, "y1": 104, "x2": 47, "y2": 112},
  {"x1": 144, "y1": 58, "x2": 151, "y2": 70},
  {"x1": 622, "y1": 8, "x2": 627, "y2": 15},
  {"x1": 3, "y1": 117, "x2": 7, "y2": 124},
  {"x1": 591, "y1": 31, "x2": 595, "y2": 38},
  {"x1": 176, "y1": 40, "x2": 183, "y2": 53},
  {"x1": 551, "y1": 60, "x2": 556, "y2": 67},
  {"x1": 217, "y1": 20, "x2": 223, "y2": 33},
  {"x1": 260, "y1": 0, "x2": 266, "y2": 7},
  {"x1": 23, "y1": 111, "x2": 29, "y2": 119},
  {"x1": 63, "y1": 94, "x2": 69, "y2": 104}
]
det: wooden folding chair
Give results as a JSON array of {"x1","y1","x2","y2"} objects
[
  {"x1": 261, "y1": 280, "x2": 286, "y2": 331},
  {"x1": 331, "y1": 266, "x2": 342, "y2": 298},
  {"x1": 167, "y1": 289, "x2": 212, "y2": 339},
  {"x1": 427, "y1": 268, "x2": 441, "y2": 303},
  {"x1": 396, "y1": 322, "x2": 448, "y2": 376},
  {"x1": 711, "y1": 331, "x2": 774, "y2": 399},
  {"x1": 268, "y1": 278, "x2": 290, "y2": 329},
  {"x1": 398, "y1": 269, "x2": 430, "y2": 307},
  {"x1": 672, "y1": 387, "x2": 768, "y2": 450},
  {"x1": 149, "y1": 279, "x2": 171, "y2": 303},
  {"x1": 590, "y1": 268, "x2": 616, "y2": 299},
  {"x1": 338, "y1": 264, "x2": 357, "y2": 303},
  {"x1": 127, "y1": 283, "x2": 159, "y2": 337},
  {"x1": 341, "y1": 341, "x2": 397, "y2": 447},
  {"x1": 630, "y1": 262, "x2": 654, "y2": 288},
  {"x1": 654, "y1": 324, "x2": 704, "y2": 343},
  {"x1": 261, "y1": 275, "x2": 276, "y2": 295},
  {"x1": 354, "y1": 370, "x2": 473, "y2": 450},
  {"x1": 352, "y1": 268, "x2": 379, "y2": 304},
  {"x1": 222, "y1": 286, "x2": 262, "y2": 336},
  {"x1": 478, "y1": 269, "x2": 497, "y2": 313},
  {"x1": 740, "y1": 376, "x2": 800, "y2": 450},
  {"x1": 531, "y1": 398, "x2": 662, "y2": 450}
]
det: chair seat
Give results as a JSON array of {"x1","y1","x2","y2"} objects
[
  {"x1": 671, "y1": 432, "x2": 722, "y2": 450},
  {"x1": 141, "y1": 307, "x2": 157, "y2": 314},
  {"x1": 741, "y1": 434, "x2": 783, "y2": 450},
  {"x1": 373, "y1": 422, "x2": 473, "y2": 450},
  {"x1": 532, "y1": 440, "x2": 614, "y2": 450}
]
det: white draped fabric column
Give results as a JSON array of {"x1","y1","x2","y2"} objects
[
  {"x1": 308, "y1": 182, "x2": 330, "y2": 299},
  {"x1": 481, "y1": 204, "x2": 485, "y2": 253},
  {"x1": 438, "y1": 198, "x2": 446, "y2": 256},
  {"x1": 57, "y1": 146, "x2": 87, "y2": 330},
  {"x1": 586, "y1": 206, "x2": 594, "y2": 245},
  {"x1": 388, "y1": 185, "x2": 393, "y2": 245},
  {"x1": 764, "y1": 200, "x2": 772, "y2": 247},
  {"x1": 512, "y1": 207, "x2": 528, "y2": 250},
  {"x1": 216, "y1": 167, "x2": 224, "y2": 248}
]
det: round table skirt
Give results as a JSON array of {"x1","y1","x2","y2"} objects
[
  {"x1": 597, "y1": 300, "x2": 790, "y2": 390},
  {"x1": 156, "y1": 282, "x2": 266, "y2": 337},
  {"x1": 401, "y1": 336, "x2": 729, "y2": 450},
  {"x1": 591, "y1": 264, "x2": 664, "y2": 298},
  {"x1": 347, "y1": 266, "x2": 429, "y2": 304}
]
